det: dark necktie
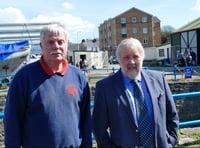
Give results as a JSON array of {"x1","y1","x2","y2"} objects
[{"x1": 133, "y1": 80, "x2": 153, "y2": 148}]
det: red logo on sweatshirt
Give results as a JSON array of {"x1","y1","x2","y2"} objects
[{"x1": 66, "y1": 84, "x2": 77, "y2": 96}]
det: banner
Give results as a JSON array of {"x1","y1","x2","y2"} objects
[{"x1": 0, "y1": 40, "x2": 30, "y2": 61}]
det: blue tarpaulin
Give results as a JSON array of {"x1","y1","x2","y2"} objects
[{"x1": 0, "y1": 40, "x2": 30, "y2": 61}]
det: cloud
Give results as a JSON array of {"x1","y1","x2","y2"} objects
[
  {"x1": 0, "y1": 7, "x2": 26, "y2": 23},
  {"x1": 0, "y1": 6, "x2": 96, "y2": 42},
  {"x1": 31, "y1": 12, "x2": 95, "y2": 32},
  {"x1": 191, "y1": 0, "x2": 200, "y2": 10},
  {"x1": 63, "y1": 2, "x2": 74, "y2": 9},
  {"x1": 31, "y1": 12, "x2": 96, "y2": 42}
]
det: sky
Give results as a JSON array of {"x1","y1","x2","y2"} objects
[{"x1": 0, "y1": 0, "x2": 200, "y2": 43}]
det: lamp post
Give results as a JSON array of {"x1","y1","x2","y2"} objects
[{"x1": 77, "y1": 31, "x2": 81, "y2": 50}]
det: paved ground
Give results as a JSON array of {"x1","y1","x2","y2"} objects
[{"x1": 177, "y1": 127, "x2": 200, "y2": 147}]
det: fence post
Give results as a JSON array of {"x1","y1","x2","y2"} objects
[
  {"x1": 112, "y1": 67, "x2": 115, "y2": 74},
  {"x1": 174, "y1": 65, "x2": 177, "y2": 81},
  {"x1": 83, "y1": 68, "x2": 86, "y2": 76}
]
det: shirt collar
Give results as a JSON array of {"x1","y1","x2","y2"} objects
[
  {"x1": 40, "y1": 56, "x2": 68, "y2": 76},
  {"x1": 121, "y1": 69, "x2": 142, "y2": 83}
]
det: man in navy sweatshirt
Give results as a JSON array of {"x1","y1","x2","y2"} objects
[{"x1": 4, "y1": 23, "x2": 92, "y2": 148}]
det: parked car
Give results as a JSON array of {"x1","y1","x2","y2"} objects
[{"x1": 109, "y1": 56, "x2": 118, "y2": 64}]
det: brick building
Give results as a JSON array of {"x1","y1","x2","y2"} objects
[{"x1": 99, "y1": 7, "x2": 161, "y2": 56}]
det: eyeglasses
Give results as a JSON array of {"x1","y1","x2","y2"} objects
[{"x1": 121, "y1": 56, "x2": 141, "y2": 62}]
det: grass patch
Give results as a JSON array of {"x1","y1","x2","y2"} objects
[{"x1": 176, "y1": 128, "x2": 200, "y2": 147}]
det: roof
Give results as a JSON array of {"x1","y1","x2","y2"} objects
[
  {"x1": 115, "y1": 7, "x2": 153, "y2": 18},
  {"x1": 173, "y1": 17, "x2": 200, "y2": 33}
]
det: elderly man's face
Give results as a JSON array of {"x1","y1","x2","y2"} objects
[
  {"x1": 118, "y1": 47, "x2": 143, "y2": 79},
  {"x1": 40, "y1": 31, "x2": 68, "y2": 63}
]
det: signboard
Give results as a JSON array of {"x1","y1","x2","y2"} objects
[{"x1": 185, "y1": 67, "x2": 192, "y2": 79}]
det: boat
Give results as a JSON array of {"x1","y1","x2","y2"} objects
[
  {"x1": 26, "y1": 54, "x2": 41, "y2": 64},
  {"x1": 0, "y1": 40, "x2": 31, "y2": 82}
]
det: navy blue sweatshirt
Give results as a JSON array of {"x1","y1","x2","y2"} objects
[{"x1": 4, "y1": 60, "x2": 92, "y2": 148}]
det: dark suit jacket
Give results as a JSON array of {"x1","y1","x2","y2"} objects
[{"x1": 92, "y1": 69, "x2": 179, "y2": 148}]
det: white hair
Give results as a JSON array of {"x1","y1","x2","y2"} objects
[
  {"x1": 40, "y1": 22, "x2": 68, "y2": 43},
  {"x1": 116, "y1": 38, "x2": 145, "y2": 60}
]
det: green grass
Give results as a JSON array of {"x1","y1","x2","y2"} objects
[{"x1": 176, "y1": 128, "x2": 200, "y2": 147}]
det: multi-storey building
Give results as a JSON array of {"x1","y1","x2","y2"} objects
[{"x1": 99, "y1": 7, "x2": 161, "y2": 56}]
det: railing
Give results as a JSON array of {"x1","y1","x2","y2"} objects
[
  {"x1": 1, "y1": 66, "x2": 200, "y2": 128},
  {"x1": 0, "y1": 74, "x2": 14, "y2": 85},
  {"x1": 82, "y1": 66, "x2": 200, "y2": 81},
  {"x1": 90, "y1": 92, "x2": 200, "y2": 128},
  {"x1": 0, "y1": 92, "x2": 199, "y2": 128},
  {"x1": 1, "y1": 66, "x2": 200, "y2": 85},
  {"x1": 173, "y1": 92, "x2": 200, "y2": 128}
]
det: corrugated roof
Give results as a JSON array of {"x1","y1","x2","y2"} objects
[{"x1": 174, "y1": 17, "x2": 200, "y2": 33}]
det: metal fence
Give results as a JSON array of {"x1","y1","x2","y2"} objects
[
  {"x1": 1, "y1": 66, "x2": 200, "y2": 128},
  {"x1": 1, "y1": 66, "x2": 200, "y2": 85},
  {"x1": 0, "y1": 92, "x2": 200, "y2": 128}
]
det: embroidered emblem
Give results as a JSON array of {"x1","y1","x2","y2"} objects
[{"x1": 66, "y1": 84, "x2": 77, "y2": 96}]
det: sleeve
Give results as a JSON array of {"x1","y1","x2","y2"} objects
[
  {"x1": 92, "y1": 81, "x2": 113, "y2": 148},
  {"x1": 163, "y1": 74, "x2": 179, "y2": 146},
  {"x1": 3, "y1": 73, "x2": 28, "y2": 148},
  {"x1": 80, "y1": 81, "x2": 92, "y2": 148}
]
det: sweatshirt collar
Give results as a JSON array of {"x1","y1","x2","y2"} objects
[{"x1": 40, "y1": 56, "x2": 68, "y2": 75}]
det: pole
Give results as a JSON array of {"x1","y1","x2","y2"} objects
[
  {"x1": 77, "y1": 31, "x2": 81, "y2": 51},
  {"x1": 77, "y1": 32, "x2": 79, "y2": 50}
]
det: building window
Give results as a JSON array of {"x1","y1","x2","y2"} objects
[
  {"x1": 132, "y1": 17, "x2": 137, "y2": 23},
  {"x1": 159, "y1": 49, "x2": 165, "y2": 57},
  {"x1": 121, "y1": 28, "x2": 127, "y2": 38},
  {"x1": 132, "y1": 28, "x2": 137, "y2": 34},
  {"x1": 121, "y1": 18, "x2": 126, "y2": 24},
  {"x1": 142, "y1": 17, "x2": 148, "y2": 23},
  {"x1": 121, "y1": 24, "x2": 126, "y2": 27},
  {"x1": 143, "y1": 38, "x2": 148, "y2": 44},
  {"x1": 121, "y1": 28, "x2": 127, "y2": 34},
  {"x1": 121, "y1": 34, "x2": 127, "y2": 38},
  {"x1": 143, "y1": 28, "x2": 148, "y2": 34},
  {"x1": 153, "y1": 31, "x2": 155, "y2": 36},
  {"x1": 121, "y1": 18, "x2": 126, "y2": 27},
  {"x1": 152, "y1": 22, "x2": 155, "y2": 28}
]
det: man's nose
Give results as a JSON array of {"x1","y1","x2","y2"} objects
[
  {"x1": 53, "y1": 42, "x2": 60, "y2": 48},
  {"x1": 130, "y1": 58, "x2": 136, "y2": 64}
]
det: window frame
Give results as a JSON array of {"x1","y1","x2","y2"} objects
[{"x1": 132, "y1": 17, "x2": 137, "y2": 23}]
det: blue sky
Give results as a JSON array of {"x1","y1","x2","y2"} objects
[{"x1": 1, "y1": 0, "x2": 200, "y2": 43}]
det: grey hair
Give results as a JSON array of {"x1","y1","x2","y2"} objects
[
  {"x1": 40, "y1": 22, "x2": 68, "y2": 43},
  {"x1": 116, "y1": 38, "x2": 145, "y2": 60}
]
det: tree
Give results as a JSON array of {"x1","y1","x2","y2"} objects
[{"x1": 161, "y1": 25, "x2": 175, "y2": 44}]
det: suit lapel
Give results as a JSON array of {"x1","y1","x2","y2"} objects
[
  {"x1": 141, "y1": 70, "x2": 159, "y2": 127},
  {"x1": 141, "y1": 71, "x2": 155, "y2": 101}
]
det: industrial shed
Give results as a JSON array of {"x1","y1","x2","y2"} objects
[{"x1": 171, "y1": 17, "x2": 200, "y2": 65}]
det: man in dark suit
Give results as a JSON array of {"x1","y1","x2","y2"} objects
[{"x1": 92, "y1": 38, "x2": 179, "y2": 148}]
